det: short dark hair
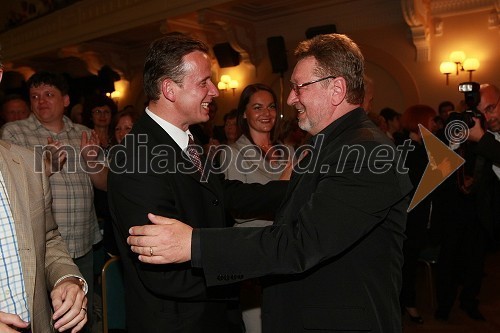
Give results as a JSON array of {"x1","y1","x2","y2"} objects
[
  {"x1": 223, "y1": 108, "x2": 238, "y2": 123},
  {"x1": 2, "y1": 94, "x2": 29, "y2": 109},
  {"x1": 26, "y1": 71, "x2": 69, "y2": 95},
  {"x1": 82, "y1": 95, "x2": 118, "y2": 128},
  {"x1": 294, "y1": 33, "x2": 365, "y2": 104},
  {"x1": 379, "y1": 107, "x2": 400, "y2": 121},
  {"x1": 438, "y1": 100, "x2": 454, "y2": 113},
  {"x1": 143, "y1": 33, "x2": 209, "y2": 101}
]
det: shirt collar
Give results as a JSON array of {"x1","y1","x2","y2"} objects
[
  {"x1": 29, "y1": 113, "x2": 74, "y2": 133},
  {"x1": 489, "y1": 131, "x2": 500, "y2": 180},
  {"x1": 489, "y1": 130, "x2": 500, "y2": 142},
  {"x1": 145, "y1": 107, "x2": 191, "y2": 151}
]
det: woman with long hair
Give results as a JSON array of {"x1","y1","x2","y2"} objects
[
  {"x1": 222, "y1": 83, "x2": 292, "y2": 207},
  {"x1": 221, "y1": 83, "x2": 293, "y2": 333}
]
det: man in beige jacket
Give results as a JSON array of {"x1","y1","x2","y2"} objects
[{"x1": 0, "y1": 67, "x2": 87, "y2": 332}]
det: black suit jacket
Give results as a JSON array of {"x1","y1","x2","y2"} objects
[
  {"x1": 472, "y1": 132, "x2": 500, "y2": 242},
  {"x1": 194, "y1": 109, "x2": 412, "y2": 332},
  {"x1": 107, "y1": 113, "x2": 287, "y2": 333}
]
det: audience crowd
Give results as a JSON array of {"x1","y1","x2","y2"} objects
[{"x1": 0, "y1": 31, "x2": 499, "y2": 333}]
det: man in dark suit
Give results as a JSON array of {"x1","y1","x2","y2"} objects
[
  {"x1": 433, "y1": 84, "x2": 500, "y2": 322},
  {"x1": 107, "y1": 34, "x2": 287, "y2": 333},
  {"x1": 445, "y1": 83, "x2": 500, "y2": 321},
  {"x1": 127, "y1": 33, "x2": 412, "y2": 333},
  {"x1": 472, "y1": 84, "x2": 500, "y2": 246},
  {"x1": 469, "y1": 85, "x2": 500, "y2": 194}
]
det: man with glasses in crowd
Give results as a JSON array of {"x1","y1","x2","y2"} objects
[
  {"x1": 432, "y1": 83, "x2": 500, "y2": 322},
  {"x1": 471, "y1": 83, "x2": 500, "y2": 248},
  {"x1": 127, "y1": 33, "x2": 412, "y2": 333},
  {"x1": 463, "y1": 83, "x2": 500, "y2": 317}
]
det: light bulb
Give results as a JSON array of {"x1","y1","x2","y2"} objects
[
  {"x1": 463, "y1": 58, "x2": 480, "y2": 71},
  {"x1": 439, "y1": 62, "x2": 454, "y2": 74},
  {"x1": 449, "y1": 51, "x2": 466, "y2": 64},
  {"x1": 229, "y1": 80, "x2": 238, "y2": 89},
  {"x1": 217, "y1": 81, "x2": 227, "y2": 90}
]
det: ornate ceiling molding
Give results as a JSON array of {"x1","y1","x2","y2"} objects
[
  {"x1": 58, "y1": 46, "x2": 105, "y2": 76},
  {"x1": 209, "y1": 0, "x2": 335, "y2": 22},
  {"x1": 158, "y1": 11, "x2": 257, "y2": 72},
  {"x1": 402, "y1": 0, "x2": 432, "y2": 62},
  {"x1": 402, "y1": 0, "x2": 498, "y2": 61},
  {"x1": 199, "y1": 9, "x2": 258, "y2": 67},
  {"x1": 430, "y1": 0, "x2": 499, "y2": 33},
  {"x1": 430, "y1": 0, "x2": 495, "y2": 17},
  {"x1": 0, "y1": 0, "x2": 230, "y2": 61},
  {"x1": 488, "y1": 0, "x2": 500, "y2": 30}
]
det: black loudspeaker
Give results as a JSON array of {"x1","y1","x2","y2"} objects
[
  {"x1": 213, "y1": 43, "x2": 240, "y2": 68},
  {"x1": 266, "y1": 36, "x2": 288, "y2": 74},
  {"x1": 305, "y1": 24, "x2": 337, "y2": 39},
  {"x1": 97, "y1": 65, "x2": 120, "y2": 94}
]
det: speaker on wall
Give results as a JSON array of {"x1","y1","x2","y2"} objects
[
  {"x1": 266, "y1": 36, "x2": 288, "y2": 74},
  {"x1": 97, "y1": 65, "x2": 120, "y2": 94},
  {"x1": 213, "y1": 43, "x2": 241, "y2": 68},
  {"x1": 305, "y1": 24, "x2": 337, "y2": 39}
]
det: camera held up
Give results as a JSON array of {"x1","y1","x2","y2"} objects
[{"x1": 447, "y1": 81, "x2": 482, "y2": 129}]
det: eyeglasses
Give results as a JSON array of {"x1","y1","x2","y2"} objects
[
  {"x1": 92, "y1": 109, "x2": 111, "y2": 116},
  {"x1": 290, "y1": 75, "x2": 336, "y2": 96},
  {"x1": 482, "y1": 96, "x2": 500, "y2": 115}
]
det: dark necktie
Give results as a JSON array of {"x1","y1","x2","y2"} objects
[{"x1": 187, "y1": 135, "x2": 203, "y2": 173}]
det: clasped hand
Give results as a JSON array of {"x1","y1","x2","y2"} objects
[
  {"x1": 0, "y1": 278, "x2": 87, "y2": 333},
  {"x1": 51, "y1": 278, "x2": 88, "y2": 332},
  {"x1": 128, "y1": 213, "x2": 193, "y2": 264}
]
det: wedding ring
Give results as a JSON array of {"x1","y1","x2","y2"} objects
[{"x1": 149, "y1": 247, "x2": 154, "y2": 257}]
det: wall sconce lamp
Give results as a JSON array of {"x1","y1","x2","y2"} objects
[
  {"x1": 106, "y1": 90, "x2": 122, "y2": 105},
  {"x1": 439, "y1": 51, "x2": 480, "y2": 85},
  {"x1": 449, "y1": 51, "x2": 466, "y2": 75},
  {"x1": 218, "y1": 75, "x2": 238, "y2": 96},
  {"x1": 463, "y1": 58, "x2": 480, "y2": 81},
  {"x1": 439, "y1": 61, "x2": 455, "y2": 85}
]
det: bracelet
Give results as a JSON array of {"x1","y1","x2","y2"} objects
[
  {"x1": 54, "y1": 275, "x2": 88, "y2": 295},
  {"x1": 76, "y1": 277, "x2": 89, "y2": 295}
]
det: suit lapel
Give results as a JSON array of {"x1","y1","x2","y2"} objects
[
  {"x1": 277, "y1": 109, "x2": 366, "y2": 211},
  {"x1": 284, "y1": 149, "x2": 314, "y2": 198},
  {"x1": 278, "y1": 132, "x2": 327, "y2": 210},
  {"x1": 138, "y1": 114, "x2": 218, "y2": 193}
]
